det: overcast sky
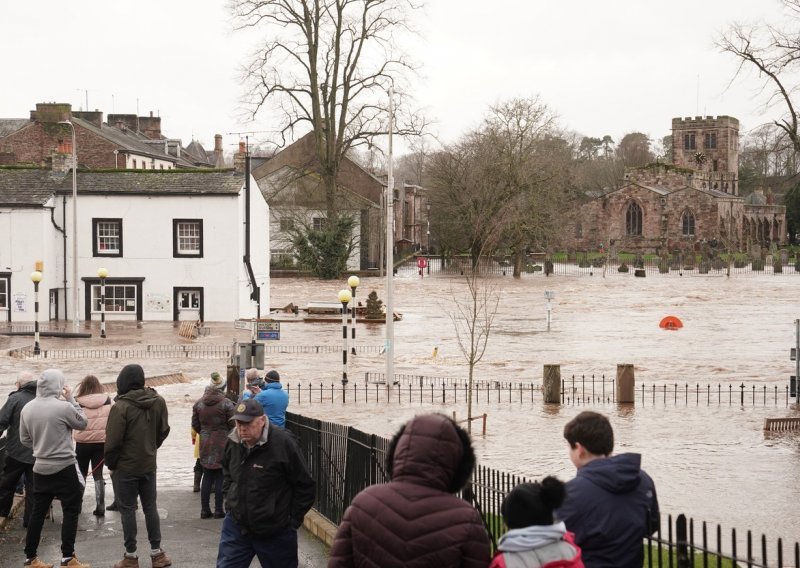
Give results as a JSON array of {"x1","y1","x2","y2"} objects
[{"x1": 0, "y1": 0, "x2": 792, "y2": 156}]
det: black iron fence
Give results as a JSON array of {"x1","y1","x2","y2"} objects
[
  {"x1": 285, "y1": 375, "x2": 800, "y2": 408},
  {"x1": 400, "y1": 252, "x2": 800, "y2": 278},
  {"x1": 286, "y1": 412, "x2": 800, "y2": 567}
]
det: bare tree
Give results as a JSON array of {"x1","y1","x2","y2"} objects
[
  {"x1": 719, "y1": 0, "x2": 800, "y2": 152},
  {"x1": 232, "y1": 0, "x2": 424, "y2": 243},
  {"x1": 447, "y1": 271, "x2": 500, "y2": 434}
]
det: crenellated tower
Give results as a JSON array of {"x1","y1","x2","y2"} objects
[{"x1": 671, "y1": 115, "x2": 739, "y2": 195}]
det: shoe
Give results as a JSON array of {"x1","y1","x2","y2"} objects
[
  {"x1": 24, "y1": 558, "x2": 54, "y2": 568},
  {"x1": 200, "y1": 510, "x2": 213, "y2": 519},
  {"x1": 112, "y1": 554, "x2": 138, "y2": 568},
  {"x1": 213, "y1": 511, "x2": 225, "y2": 519},
  {"x1": 92, "y1": 480, "x2": 105, "y2": 517},
  {"x1": 106, "y1": 501, "x2": 118, "y2": 511},
  {"x1": 60, "y1": 554, "x2": 90, "y2": 567},
  {"x1": 150, "y1": 551, "x2": 172, "y2": 568}
]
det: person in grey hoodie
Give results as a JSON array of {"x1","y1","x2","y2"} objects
[{"x1": 19, "y1": 369, "x2": 90, "y2": 568}]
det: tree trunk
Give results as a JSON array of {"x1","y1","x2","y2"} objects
[{"x1": 512, "y1": 248, "x2": 524, "y2": 278}]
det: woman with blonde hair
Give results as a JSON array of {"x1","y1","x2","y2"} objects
[{"x1": 74, "y1": 374, "x2": 113, "y2": 516}]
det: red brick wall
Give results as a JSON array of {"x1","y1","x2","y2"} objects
[{"x1": 1, "y1": 122, "x2": 119, "y2": 168}]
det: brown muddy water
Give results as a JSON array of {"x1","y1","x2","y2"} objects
[{"x1": 1, "y1": 273, "x2": 798, "y2": 543}]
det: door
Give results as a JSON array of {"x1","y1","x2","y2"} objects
[{"x1": 173, "y1": 287, "x2": 204, "y2": 322}]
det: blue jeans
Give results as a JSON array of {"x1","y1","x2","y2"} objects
[
  {"x1": 216, "y1": 514, "x2": 297, "y2": 568},
  {"x1": 111, "y1": 470, "x2": 161, "y2": 554}
]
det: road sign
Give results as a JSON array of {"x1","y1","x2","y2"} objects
[
  {"x1": 791, "y1": 376, "x2": 797, "y2": 397},
  {"x1": 257, "y1": 330, "x2": 280, "y2": 341},
  {"x1": 256, "y1": 321, "x2": 280, "y2": 332},
  {"x1": 234, "y1": 319, "x2": 252, "y2": 330},
  {"x1": 792, "y1": 347, "x2": 797, "y2": 361}
]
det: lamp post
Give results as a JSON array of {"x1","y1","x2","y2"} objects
[
  {"x1": 426, "y1": 201, "x2": 431, "y2": 274},
  {"x1": 97, "y1": 267, "x2": 108, "y2": 338},
  {"x1": 348, "y1": 275, "x2": 360, "y2": 355},
  {"x1": 338, "y1": 289, "x2": 352, "y2": 389},
  {"x1": 385, "y1": 86, "x2": 395, "y2": 389},
  {"x1": 58, "y1": 120, "x2": 79, "y2": 333},
  {"x1": 30, "y1": 270, "x2": 42, "y2": 355}
]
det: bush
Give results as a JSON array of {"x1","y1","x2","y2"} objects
[
  {"x1": 526, "y1": 264, "x2": 542, "y2": 273},
  {"x1": 733, "y1": 259, "x2": 747, "y2": 269}
]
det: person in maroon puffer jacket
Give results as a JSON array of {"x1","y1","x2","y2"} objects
[{"x1": 328, "y1": 413, "x2": 491, "y2": 568}]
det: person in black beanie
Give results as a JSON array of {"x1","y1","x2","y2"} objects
[
  {"x1": 489, "y1": 477, "x2": 584, "y2": 568},
  {"x1": 105, "y1": 364, "x2": 172, "y2": 568}
]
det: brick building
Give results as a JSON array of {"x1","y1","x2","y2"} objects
[
  {"x1": 567, "y1": 115, "x2": 786, "y2": 254},
  {"x1": 0, "y1": 102, "x2": 223, "y2": 170}
]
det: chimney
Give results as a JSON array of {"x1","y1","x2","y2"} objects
[
  {"x1": 73, "y1": 110, "x2": 103, "y2": 128},
  {"x1": 51, "y1": 147, "x2": 76, "y2": 175},
  {"x1": 234, "y1": 140, "x2": 247, "y2": 174},
  {"x1": 213, "y1": 134, "x2": 223, "y2": 168},
  {"x1": 31, "y1": 103, "x2": 72, "y2": 123},
  {"x1": 138, "y1": 111, "x2": 162, "y2": 139},
  {"x1": 108, "y1": 114, "x2": 138, "y2": 132}
]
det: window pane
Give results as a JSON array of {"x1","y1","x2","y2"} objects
[
  {"x1": 177, "y1": 221, "x2": 201, "y2": 253},
  {"x1": 93, "y1": 284, "x2": 136, "y2": 313},
  {"x1": 0, "y1": 278, "x2": 7, "y2": 308},
  {"x1": 97, "y1": 221, "x2": 120, "y2": 252}
]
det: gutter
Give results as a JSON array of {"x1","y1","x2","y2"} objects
[{"x1": 242, "y1": 149, "x2": 261, "y2": 317}]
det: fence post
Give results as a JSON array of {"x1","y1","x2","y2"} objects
[
  {"x1": 543, "y1": 365, "x2": 561, "y2": 403},
  {"x1": 616, "y1": 364, "x2": 635, "y2": 404},
  {"x1": 676, "y1": 514, "x2": 690, "y2": 568}
]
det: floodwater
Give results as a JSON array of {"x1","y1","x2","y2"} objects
[{"x1": 1, "y1": 271, "x2": 799, "y2": 544}]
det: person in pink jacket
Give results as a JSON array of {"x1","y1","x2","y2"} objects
[
  {"x1": 73, "y1": 374, "x2": 113, "y2": 517},
  {"x1": 490, "y1": 476, "x2": 583, "y2": 568}
]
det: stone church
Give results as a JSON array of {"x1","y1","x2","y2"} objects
[{"x1": 567, "y1": 115, "x2": 786, "y2": 253}]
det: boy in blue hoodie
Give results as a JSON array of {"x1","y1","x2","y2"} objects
[
  {"x1": 555, "y1": 411, "x2": 659, "y2": 568},
  {"x1": 19, "y1": 369, "x2": 89, "y2": 568}
]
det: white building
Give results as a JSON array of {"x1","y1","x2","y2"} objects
[{"x1": 0, "y1": 167, "x2": 268, "y2": 324}]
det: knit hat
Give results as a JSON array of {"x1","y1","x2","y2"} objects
[
  {"x1": 210, "y1": 371, "x2": 224, "y2": 390},
  {"x1": 501, "y1": 477, "x2": 567, "y2": 529},
  {"x1": 265, "y1": 370, "x2": 280, "y2": 383},
  {"x1": 117, "y1": 364, "x2": 145, "y2": 396}
]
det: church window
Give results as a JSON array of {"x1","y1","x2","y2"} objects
[
  {"x1": 704, "y1": 133, "x2": 717, "y2": 149},
  {"x1": 626, "y1": 201, "x2": 642, "y2": 236},
  {"x1": 684, "y1": 134, "x2": 696, "y2": 150},
  {"x1": 682, "y1": 210, "x2": 696, "y2": 237}
]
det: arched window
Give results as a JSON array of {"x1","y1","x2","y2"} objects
[
  {"x1": 626, "y1": 201, "x2": 642, "y2": 236},
  {"x1": 682, "y1": 210, "x2": 695, "y2": 236}
]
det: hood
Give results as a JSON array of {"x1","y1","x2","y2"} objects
[
  {"x1": 498, "y1": 522, "x2": 567, "y2": 553},
  {"x1": 387, "y1": 413, "x2": 475, "y2": 493},
  {"x1": 579, "y1": 453, "x2": 643, "y2": 494},
  {"x1": 77, "y1": 392, "x2": 110, "y2": 409},
  {"x1": 118, "y1": 387, "x2": 161, "y2": 409},
  {"x1": 37, "y1": 369, "x2": 65, "y2": 398},
  {"x1": 202, "y1": 386, "x2": 225, "y2": 404},
  {"x1": 117, "y1": 364, "x2": 145, "y2": 395}
]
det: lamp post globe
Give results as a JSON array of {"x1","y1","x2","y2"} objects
[
  {"x1": 30, "y1": 270, "x2": 43, "y2": 355},
  {"x1": 97, "y1": 267, "x2": 108, "y2": 338}
]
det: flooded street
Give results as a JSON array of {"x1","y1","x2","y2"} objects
[{"x1": 1, "y1": 271, "x2": 799, "y2": 543}]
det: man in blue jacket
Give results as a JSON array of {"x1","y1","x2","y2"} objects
[
  {"x1": 242, "y1": 369, "x2": 289, "y2": 428},
  {"x1": 556, "y1": 411, "x2": 659, "y2": 568}
]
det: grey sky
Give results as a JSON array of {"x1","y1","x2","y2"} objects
[{"x1": 0, "y1": 0, "x2": 790, "y2": 155}]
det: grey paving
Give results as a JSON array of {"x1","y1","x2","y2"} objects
[{"x1": 0, "y1": 487, "x2": 330, "y2": 567}]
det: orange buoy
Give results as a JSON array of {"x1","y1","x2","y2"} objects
[{"x1": 659, "y1": 315, "x2": 683, "y2": 330}]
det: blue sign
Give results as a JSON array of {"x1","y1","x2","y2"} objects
[{"x1": 257, "y1": 330, "x2": 280, "y2": 341}]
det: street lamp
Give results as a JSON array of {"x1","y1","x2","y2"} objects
[
  {"x1": 97, "y1": 267, "x2": 108, "y2": 338},
  {"x1": 30, "y1": 270, "x2": 42, "y2": 355},
  {"x1": 348, "y1": 275, "x2": 360, "y2": 355},
  {"x1": 426, "y1": 201, "x2": 431, "y2": 274},
  {"x1": 338, "y1": 289, "x2": 352, "y2": 387},
  {"x1": 58, "y1": 120, "x2": 79, "y2": 333}
]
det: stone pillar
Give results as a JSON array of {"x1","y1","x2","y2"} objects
[
  {"x1": 616, "y1": 364, "x2": 635, "y2": 404},
  {"x1": 543, "y1": 364, "x2": 561, "y2": 404}
]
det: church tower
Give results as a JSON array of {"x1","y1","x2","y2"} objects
[{"x1": 671, "y1": 115, "x2": 739, "y2": 195}]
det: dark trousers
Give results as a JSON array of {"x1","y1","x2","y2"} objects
[
  {"x1": 216, "y1": 515, "x2": 297, "y2": 568},
  {"x1": 24, "y1": 464, "x2": 84, "y2": 559},
  {"x1": 112, "y1": 470, "x2": 161, "y2": 554},
  {"x1": 75, "y1": 442, "x2": 105, "y2": 481},
  {"x1": 200, "y1": 467, "x2": 223, "y2": 514},
  {"x1": 0, "y1": 455, "x2": 33, "y2": 526}
]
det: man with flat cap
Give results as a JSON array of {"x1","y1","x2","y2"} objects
[{"x1": 216, "y1": 399, "x2": 315, "y2": 568}]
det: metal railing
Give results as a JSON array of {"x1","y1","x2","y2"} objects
[
  {"x1": 284, "y1": 376, "x2": 799, "y2": 408},
  {"x1": 285, "y1": 412, "x2": 800, "y2": 567}
]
